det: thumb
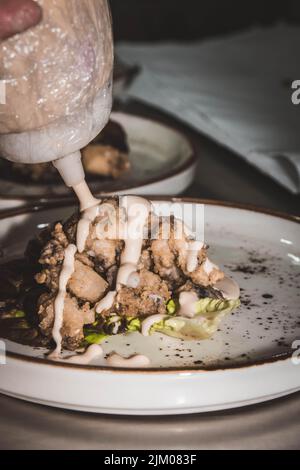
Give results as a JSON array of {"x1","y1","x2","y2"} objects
[{"x1": 0, "y1": 0, "x2": 42, "y2": 40}]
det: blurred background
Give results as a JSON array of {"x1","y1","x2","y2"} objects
[
  {"x1": 108, "y1": 0, "x2": 300, "y2": 213},
  {"x1": 1, "y1": 0, "x2": 299, "y2": 213},
  {"x1": 110, "y1": 0, "x2": 300, "y2": 41}
]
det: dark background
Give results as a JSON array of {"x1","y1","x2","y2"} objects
[
  {"x1": 110, "y1": 0, "x2": 300, "y2": 215},
  {"x1": 110, "y1": 0, "x2": 300, "y2": 42}
]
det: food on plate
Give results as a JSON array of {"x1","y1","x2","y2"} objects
[
  {"x1": 0, "y1": 197, "x2": 240, "y2": 363},
  {"x1": 0, "y1": 120, "x2": 130, "y2": 184}
]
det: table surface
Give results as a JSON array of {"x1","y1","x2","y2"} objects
[{"x1": 0, "y1": 100, "x2": 299, "y2": 450}]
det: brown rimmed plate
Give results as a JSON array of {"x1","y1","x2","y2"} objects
[{"x1": 0, "y1": 198, "x2": 299, "y2": 414}]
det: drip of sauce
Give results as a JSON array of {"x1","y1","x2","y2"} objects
[
  {"x1": 116, "y1": 263, "x2": 138, "y2": 290},
  {"x1": 120, "y1": 196, "x2": 151, "y2": 265},
  {"x1": 96, "y1": 291, "x2": 117, "y2": 314},
  {"x1": 214, "y1": 276, "x2": 240, "y2": 301},
  {"x1": 141, "y1": 314, "x2": 167, "y2": 336},
  {"x1": 50, "y1": 344, "x2": 103, "y2": 365},
  {"x1": 65, "y1": 344, "x2": 103, "y2": 365},
  {"x1": 49, "y1": 244, "x2": 77, "y2": 359},
  {"x1": 75, "y1": 180, "x2": 102, "y2": 253},
  {"x1": 107, "y1": 353, "x2": 150, "y2": 368},
  {"x1": 51, "y1": 182, "x2": 152, "y2": 359},
  {"x1": 73, "y1": 181, "x2": 99, "y2": 212},
  {"x1": 126, "y1": 271, "x2": 140, "y2": 289},
  {"x1": 50, "y1": 190, "x2": 155, "y2": 364},
  {"x1": 77, "y1": 204, "x2": 100, "y2": 253},
  {"x1": 173, "y1": 220, "x2": 205, "y2": 274},
  {"x1": 187, "y1": 240, "x2": 204, "y2": 272},
  {"x1": 178, "y1": 291, "x2": 199, "y2": 318},
  {"x1": 203, "y1": 258, "x2": 218, "y2": 275},
  {"x1": 96, "y1": 196, "x2": 151, "y2": 315},
  {"x1": 50, "y1": 181, "x2": 100, "y2": 360}
]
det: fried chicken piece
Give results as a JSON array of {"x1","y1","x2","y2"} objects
[
  {"x1": 137, "y1": 247, "x2": 153, "y2": 271},
  {"x1": 33, "y1": 197, "x2": 226, "y2": 352},
  {"x1": 115, "y1": 269, "x2": 171, "y2": 317},
  {"x1": 63, "y1": 212, "x2": 80, "y2": 245},
  {"x1": 35, "y1": 222, "x2": 69, "y2": 291},
  {"x1": 150, "y1": 218, "x2": 185, "y2": 288},
  {"x1": 170, "y1": 232, "x2": 223, "y2": 286},
  {"x1": 63, "y1": 198, "x2": 123, "y2": 280},
  {"x1": 85, "y1": 198, "x2": 124, "y2": 278},
  {"x1": 35, "y1": 218, "x2": 110, "y2": 347},
  {"x1": 75, "y1": 252, "x2": 94, "y2": 268},
  {"x1": 151, "y1": 238, "x2": 184, "y2": 288},
  {"x1": 177, "y1": 280, "x2": 224, "y2": 300},
  {"x1": 188, "y1": 263, "x2": 224, "y2": 287},
  {"x1": 38, "y1": 222, "x2": 68, "y2": 265},
  {"x1": 68, "y1": 260, "x2": 108, "y2": 304},
  {"x1": 150, "y1": 218, "x2": 224, "y2": 288},
  {"x1": 38, "y1": 293, "x2": 94, "y2": 351},
  {"x1": 91, "y1": 239, "x2": 123, "y2": 271}
]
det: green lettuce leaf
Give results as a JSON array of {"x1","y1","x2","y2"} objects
[
  {"x1": 194, "y1": 298, "x2": 240, "y2": 315},
  {"x1": 153, "y1": 298, "x2": 240, "y2": 340},
  {"x1": 166, "y1": 299, "x2": 177, "y2": 315},
  {"x1": 127, "y1": 317, "x2": 141, "y2": 332},
  {"x1": 84, "y1": 297, "x2": 240, "y2": 342},
  {"x1": 85, "y1": 333, "x2": 107, "y2": 345}
]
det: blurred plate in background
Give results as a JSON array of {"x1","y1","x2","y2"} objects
[{"x1": 0, "y1": 112, "x2": 196, "y2": 207}]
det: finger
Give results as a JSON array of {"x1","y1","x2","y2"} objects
[{"x1": 0, "y1": 0, "x2": 42, "y2": 40}]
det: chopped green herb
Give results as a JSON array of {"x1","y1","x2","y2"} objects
[
  {"x1": 166, "y1": 299, "x2": 177, "y2": 315},
  {"x1": 85, "y1": 333, "x2": 107, "y2": 345},
  {"x1": 127, "y1": 318, "x2": 141, "y2": 332}
]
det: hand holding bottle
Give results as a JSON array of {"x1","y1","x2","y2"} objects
[{"x1": 0, "y1": 0, "x2": 42, "y2": 40}]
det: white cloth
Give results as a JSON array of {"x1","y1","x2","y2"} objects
[{"x1": 117, "y1": 25, "x2": 300, "y2": 193}]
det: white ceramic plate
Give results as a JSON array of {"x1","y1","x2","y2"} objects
[
  {"x1": 0, "y1": 112, "x2": 196, "y2": 205},
  {"x1": 0, "y1": 199, "x2": 299, "y2": 415}
]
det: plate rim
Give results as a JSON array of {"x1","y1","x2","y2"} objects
[
  {"x1": 1, "y1": 197, "x2": 299, "y2": 373},
  {"x1": 0, "y1": 111, "x2": 197, "y2": 202}
]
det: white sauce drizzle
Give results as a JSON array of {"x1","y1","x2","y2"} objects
[
  {"x1": 48, "y1": 244, "x2": 77, "y2": 359},
  {"x1": 49, "y1": 181, "x2": 100, "y2": 360},
  {"x1": 141, "y1": 314, "x2": 167, "y2": 336},
  {"x1": 50, "y1": 344, "x2": 103, "y2": 365},
  {"x1": 127, "y1": 271, "x2": 140, "y2": 289},
  {"x1": 178, "y1": 291, "x2": 199, "y2": 318},
  {"x1": 116, "y1": 263, "x2": 137, "y2": 290},
  {"x1": 173, "y1": 219, "x2": 205, "y2": 274},
  {"x1": 65, "y1": 344, "x2": 103, "y2": 365},
  {"x1": 107, "y1": 353, "x2": 150, "y2": 368},
  {"x1": 120, "y1": 196, "x2": 151, "y2": 265},
  {"x1": 187, "y1": 240, "x2": 204, "y2": 272},
  {"x1": 50, "y1": 173, "x2": 152, "y2": 361},
  {"x1": 73, "y1": 181, "x2": 99, "y2": 212},
  {"x1": 77, "y1": 204, "x2": 100, "y2": 254},
  {"x1": 51, "y1": 186, "x2": 204, "y2": 369},
  {"x1": 95, "y1": 196, "x2": 151, "y2": 315},
  {"x1": 203, "y1": 258, "x2": 218, "y2": 275},
  {"x1": 95, "y1": 290, "x2": 117, "y2": 314}
]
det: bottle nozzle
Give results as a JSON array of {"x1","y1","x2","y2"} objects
[
  {"x1": 53, "y1": 151, "x2": 85, "y2": 187},
  {"x1": 53, "y1": 151, "x2": 99, "y2": 211}
]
